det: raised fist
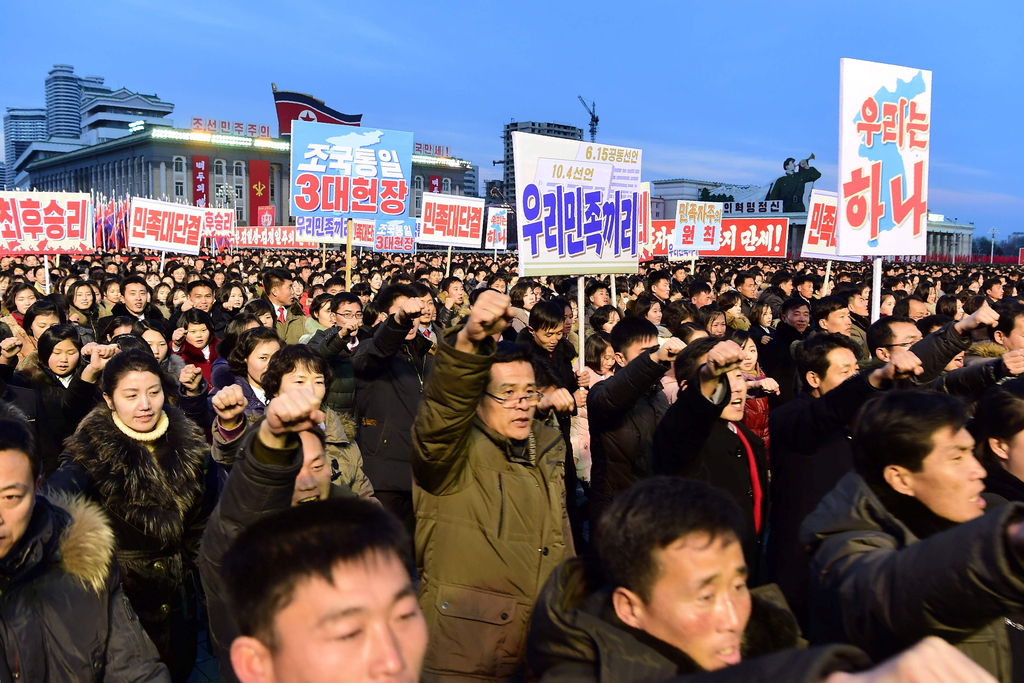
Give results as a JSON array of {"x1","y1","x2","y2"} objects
[{"x1": 212, "y1": 384, "x2": 248, "y2": 430}]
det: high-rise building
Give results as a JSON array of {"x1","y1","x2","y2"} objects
[
  {"x1": 463, "y1": 164, "x2": 478, "y2": 197},
  {"x1": 3, "y1": 107, "x2": 47, "y2": 188},
  {"x1": 45, "y1": 64, "x2": 84, "y2": 138},
  {"x1": 502, "y1": 121, "x2": 583, "y2": 201}
]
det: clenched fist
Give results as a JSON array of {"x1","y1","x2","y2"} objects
[
  {"x1": 395, "y1": 297, "x2": 425, "y2": 325},
  {"x1": 702, "y1": 341, "x2": 746, "y2": 379},
  {"x1": 179, "y1": 365, "x2": 203, "y2": 396},
  {"x1": 456, "y1": 290, "x2": 513, "y2": 352},
  {"x1": 653, "y1": 337, "x2": 685, "y2": 363},
  {"x1": 259, "y1": 388, "x2": 325, "y2": 449},
  {"x1": 212, "y1": 384, "x2": 248, "y2": 430}
]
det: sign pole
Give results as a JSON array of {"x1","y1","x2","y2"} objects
[
  {"x1": 870, "y1": 257, "x2": 883, "y2": 322},
  {"x1": 322, "y1": 242, "x2": 327, "y2": 268},
  {"x1": 823, "y1": 260, "x2": 832, "y2": 297},
  {"x1": 445, "y1": 245, "x2": 452, "y2": 278},
  {"x1": 43, "y1": 255, "x2": 50, "y2": 295},
  {"x1": 159, "y1": 251, "x2": 166, "y2": 275},
  {"x1": 690, "y1": 253, "x2": 697, "y2": 276},
  {"x1": 577, "y1": 276, "x2": 585, "y2": 347},
  {"x1": 610, "y1": 276, "x2": 618, "y2": 309},
  {"x1": 345, "y1": 218, "x2": 354, "y2": 291}
]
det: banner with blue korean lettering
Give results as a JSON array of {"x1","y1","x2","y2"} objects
[
  {"x1": 512, "y1": 132, "x2": 642, "y2": 276},
  {"x1": 374, "y1": 218, "x2": 417, "y2": 254},
  {"x1": 290, "y1": 121, "x2": 413, "y2": 243}
]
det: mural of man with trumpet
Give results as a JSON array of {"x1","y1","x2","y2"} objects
[{"x1": 768, "y1": 153, "x2": 820, "y2": 212}]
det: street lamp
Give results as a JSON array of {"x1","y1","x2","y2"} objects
[{"x1": 990, "y1": 226, "x2": 998, "y2": 263}]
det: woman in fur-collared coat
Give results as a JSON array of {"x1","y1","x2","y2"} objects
[{"x1": 46, "y1": 348, "x2": 210, "y2": 683}]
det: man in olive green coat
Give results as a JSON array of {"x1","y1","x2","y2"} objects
[{"x1": 412, "y1": 290, "x2": 575, "y2": 682}]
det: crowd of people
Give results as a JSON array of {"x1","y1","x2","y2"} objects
[{"x1": 3, "y1": 245, "x2": 1024, "y2": 683}]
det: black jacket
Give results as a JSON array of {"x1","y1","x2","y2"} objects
[
  {"x1": 0, "y1": 370, "x2": 59, "y2": 477},
  {"x1": 801, "y1": 472, "x2": 1024, "y2": 682},
  {"x1": 310, "y1": 325, "x2": 357, "y2": 418},
  {"x1": 587, "y1": 350, "x2": 668, "y2": 522},
  {"x1": 759, "y1": 321, "x2": 806, "y2": 408},
  {"x1": 653, "y1": 375, "x2": 770, "y2": 573},
  {"x1": 0, "y1": 493, "x2": 170, "y2": 683},
  {"x1": 97, "y1": 301, "x2": 166, "y2": 339},
  {"x1": 167, "y1": 301, "x2": 229, "y2": 337},
  {"x1": 757, "y1": 287, "x2": 787, "y2": 320},
  {"x1": 45, "y1": 405, "x2": 211, "y2": 683},
  {"x1": 527, "y1": 557, "x2": 869, "y2": 683},
  {"x1": 13, "y1": 353, "x2": 99, "y2": 464},
  {"x1": 352, "y1": 314, "x2": 436, "y2": 492}
]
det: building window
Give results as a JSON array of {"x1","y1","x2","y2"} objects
[
  {"x1": 415, "y1": 193, "x2": 422, "y2": 212},
  {"x1": 236, "y1": 206, "x2": 244, "y2": 223},
  {"x1": 269, "y1": 168, "x2": 276, "y2": 203},
  {"x1": 233, "y1": 161, "x2": 245, "y2": 177},
  {"x1": 442, "y1": 178, "x2": 451, "y2": 194},
  {"x1": 174, "y1": 181, "x2": 184, "y2": 198},
  {"x1": 214, "y1": 159, "x2": 226, "y2": 176},
  {"x1": 234, "y1": 185, "x2": 244, "y2": 201},
  {"x1": 414, "y1": 175, "x2": 423, "y2": 191},
  {"x1": 173, "y1": 156, "x2": 185, "y2": 173}
]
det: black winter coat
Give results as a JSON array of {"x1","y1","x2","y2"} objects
[
  {"x1": 587, "y1": 349, "x2": 668, "y2": 522},
  {"x1": 45, "y1": 405, "x2": 211, "y2": 683},
  {"x1": 14, "y1": 352, "x2": 99, "y2": 458},
  {"x1": 653, "y1": 375, "x2": 770, "y2": 574},
  {"x1": 0, "y1": 371, "x2": 59, "y2": 476},
  {"x1": 757, "y1": 287, "x2": 788, "y2": 320},
  {"x1": 759, "y1": 321, "x2": 806, "y2": 408},
  {"x1": 352, "y1": 315, "x2": 436, "y2": 492},
  {"x1": 97, "y1": 301, "x2": 166, "y2": 339},
  {"x1": 0, "y1": 493, "x2": 169, "y2": 683},
  {"x1": 311, "y1": 325, "x2": 357, "y2": 418},
  {"x1": 801, "y1": 472, "x2": 1024, "y2": 682}
]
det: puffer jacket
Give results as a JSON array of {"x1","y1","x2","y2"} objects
[
  {"x1": 323, "y1": 407, "x2": 374, "y2": 498},
  {"x1": 0, "y1": 493, "x2": 170, "y2": 683},
  {"x1": 310, "y1": 325, "x2": 357, "y2": 418},
  {"x1": 412, "y1": 327, "x2": 573, "y2": 681},
  {"x1": 801, "y1": 471, "x2": 1024, "y2": 682},
  {"x1": 527, "y1": 557, "x2": 869, "y2": 683},
  {"x1": 742, "y1": 370, "x2": 771, "y2": 452}
]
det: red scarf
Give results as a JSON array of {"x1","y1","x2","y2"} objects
[
  {"x1": 11, "y1": 312, "x2": 23, "y2": 328},
  {"x1": 731, "y1": 423, "x2": 763, "y2": 533}
]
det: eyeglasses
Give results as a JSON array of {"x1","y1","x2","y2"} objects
[
  {"x1": 883, "y1": 340, "x2": 920, "y2": 349},
  {"x1": 485, "y1": 391, "x2": 543, "y2": 409},
  {"x1": 335, "y1": 311, "x2": 360, "y2": 319}
]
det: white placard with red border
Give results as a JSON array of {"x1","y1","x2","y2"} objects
[{"x1": 419, "y1": 194, "x2": 486, "y2": 248}]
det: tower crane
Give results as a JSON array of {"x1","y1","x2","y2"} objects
[{"x1": 578, "y1": 96, "x2": 598, "y2": 142}]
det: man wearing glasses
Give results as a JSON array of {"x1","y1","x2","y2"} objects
[
  {"x1": 310, "y1": 292, "x2": 364, "y2": 420},
  {"x1": 411, "y1": 290, "x2": 575, "y2": 682}
]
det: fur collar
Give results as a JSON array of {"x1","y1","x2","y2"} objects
[
  {"x1": 61, "y1": 404, "x2": 207, "y2": 547},
  {"x1": 967, "y1": 341, "x2": 1006, "y2": 359},
  {"x1": 48, "y1": 492, "x2": 115, "y2": 593}
]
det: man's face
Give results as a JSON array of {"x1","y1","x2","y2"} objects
[
  {"x1": 479, "y1": 360, "x2": 537, "y2": 441},
  {"x1": 190, "y1": 286, "x2": 214, "y2": 312},
  {"x1": 0, "y1": 449, "x2": 37, "y2": 559},
  {"x1": 621, "y1": 533, "x2": 750, "y2": 671},
  {"x1": 589, "y1": 288, "x2": 609, "y2": 308},
  {"x1": 779, "y1": 280, "x2": 793, "y2": 296},
  {"x1": 652, "y1": 279, "x2": 670, "y2": 301},
  {"x1": 820, "y1": 307, "x2": 852, "y2": 337},
  {"x1": 894, "y1": 426, "x2": 986, "y2": 523},
  {"x1": 123, "y1": 283, "x2": 148, "y2": 314},
  {"x1": 531, "y1": 325, "x2": 564, "y2": 353},
  {"x1": 906, "y1": 298, "x2": 928, "y2": 321},
  {"x1": 987, "y1": 283, "x2": 1004, "y2": 301},
  {"x1": 429, "y1": 270, "x2": 442, "y2": 286},
  {"x1": 784, "y1": 159, "x2": 797, "y2": 173},
  {"x1": 691, "y1": 292, "x2": 713, "y2": 308},
  {"x1": 673, "y1": 269, "x2": 686, "y2": 283},
  {"x1": 797, "y1": 281, "x2": 814, "y2": 299},
  {"x1": 995, "y1": 316, "x2": 1024, "y2": 352},
  {"x1": 333, "y1": 303, "x2": 362, "y2": 334},
  {"x1": 233, "y1": 552, "x2": 426, "y2": 683},
  {"x1": 721, "y1": 370, "x2": 747, "y2": 422},
  {"x1": 292, "y1": 432, "x2": 331, "y2": 506},
  {"x1": 783, "y1": 305, "x2": 810, "y2": 333},
  {"x1": 811, "y1": 347, "x2": 859, "y2": 396},
  {"x1": 272, "y1": 280, "x2": 295, "y2": 307},
  {"x1": 447, "y1": 282, "x2": 465, "y2": 305},
  {"x1": 737, "y1": 278, "x2": 757, "y2": 300},
  {"x1": 849, "y1": 288, "x2": 870, "y2": 317},
  {"x1": 418, "y1": 295, "x2": 435, "y2": 325},
  {"x1": 616, "y1": 336, "x2": 657, "y2": 367}
]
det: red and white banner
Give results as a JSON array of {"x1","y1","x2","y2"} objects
[
  {"x1": 128, "y1": 197, "x2": 232, "y2": 254},
  {"x1": 485, "y1": 207, "x2": 508, "y2": 250},
  {"x1": 248, "y1": 160, "x2": 270, "y2": 227},
  {"x1": 640, "y1": 220, "x2": 675, "y2": 262},
  {"x1": 257, "y1": 206, "x2": 276, "y2": 227},
  {"x1": 419, "y1": 194, "x2": 485, "y2": 248},
  {"x1": 234, "y1": 224, "x2": 316, "y2": 249},
  {"x1": 0, "y1": 191, "x2": 93, "y2": 255},
  {"x1": 703, "y1": 218, "x2": 789, "y2": 259},
  {"x1": 192, "y1": 155, "x2": 209, "y2": 208},
  {"x1": 428, "y1": 175, "x2": 441, "y2": 193}
]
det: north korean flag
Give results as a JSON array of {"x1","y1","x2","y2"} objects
[{"x1": 272, "y1": 88, "x2": 361, "y2": 136}]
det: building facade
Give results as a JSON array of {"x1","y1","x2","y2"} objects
[
  {"x1": 409, "y1": 152, "x2": 476, "y2": 217},
  {"x1": 3, "y1": 108, "x2": 46, "y2": 188},
  {"x1": 464, "y1": 164, "x2": 479, "y2": 197},
  {"x1": 501, "y1": 121, "x2": 583, "y2": 200},
  {"x1": 45, "y1": 64, "x2": 84, "y2": 138},
  {"x1": 926, "y1": 213, "x2": 973, "y2": 260}
]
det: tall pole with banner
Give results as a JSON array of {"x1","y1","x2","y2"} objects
[{"x1": 345, "y1": 218, "x2": 354, "y2": 290}]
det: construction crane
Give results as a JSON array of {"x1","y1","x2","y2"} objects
[{"x1": 578, "y1": 96, "x2": 598, "y2": 142}]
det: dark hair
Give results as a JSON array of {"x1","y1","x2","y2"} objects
[
  {"x1": 750, "y1": 301, "x2": 773, "y2": 327},
  {"x1": 609, "y1": 316, "x2": 658, "y2": 354},
  {"x1": 528, "y1": 300, "x2": 565, "y2": 332},
  {"x1": 596, "y1": 477, "x2": 746, "y2": 601},
  {"x1": 916, "y1": 314, "x2": 953, "y2": 336},
  {"x1": 673, "y1": 337, "x2": 718, "y2": 384},
  {"x1": 350, "y1": 282, "x2": 371, "y2": 297},
  {"x1": 262, "y1": 345, "x2": 332, "y2": 400},
  {"x1": 783, "y1": 157, "x2": 796, "y2": 168},
  {"x1": 971, "y1": 380, "x2": 1024, "y2": 465},
  {"x1": 633, "y1": 296, "x2": 662, "y2": 324},
  {"x1": 101, "y1": 315, "x2": 138, "y2": 342},
  {"x1": 688, "y1": 281, "x2": 712, "y2": 299},
  {"x1": 100, "y1": 348, "x2": 163, "y2": 397},
  {"x1": 585, "y1": 279, "x2": 609, "y2": 300},
  {"x1": 135, "y1": 318, "x2": 170, "y2": 342},
  {"x1": 66, "y1": 280, "x2": 97, "y2": 314},
  {"x1": 227, "y1": 327, "x2": 282, "y2": 377},
  {"x1": 216, "y1": 281, "x2": 246, "y2": 305},
  {"x1": 589, "y1": 305, "x2": 620, "y2": 332},
  {"x1": 793, "y1": 274, "x2": 816, "y2": 290},
  {"x1": 509, "y1": 279, "x2": 535, "y2": 308},
  {"x1": 262, "y1": 268, "x2": 293, "y2": 295},
  {"x1": 362, "y1": 301, "x2": 381, "y2": 328},
  {"x1": 675, "y1": 322, "x2": 709, "y2": 345},
  {"x1": 794, "y1": 333, "x2": 863, "y2": 391},
  {"x1": 935, "y1": 295, "x2": 959, "y2": 319},
  {"x1": 780, "y1": 297, "x2": 810, "y2": 317},
  {"x1": 696, "y1": 306, "x2": 725, "y2": 335},
  {"x1": 735, "y1": 271, "x2": 755, "y2": 288},
  {"x1": 120, "y1": 275, "x2": 150, "y2": 295},
  {"x1": 810, "y1": 296, "x2": 849, "y2": 330},
  {"x1": 37, "y1": 324, "x2": 82, "y2": 368},
  {"x1": 490, "y1": 343, "x2": 534, "y2": 384},
  {"x1": 439, "y1": 277, "x2": 462, "y2": 296},
  {"x1": 23, "y1": 300, "x2": 66, "y2": 337},
  {"x1": 217, "y1": 313, "x2": 262, "y2": 359},
  {"x1": 892, "y1": 295, "x2": 925, "y2": 319},
  {"x1": 224, "y1": 497, "x2": 413, "y2": 648},
  {"x1": 726, "y1": 327, "x2": 753, "y2": 351},
  {"x1": 180, "y1": 308, "x2": 214, "y2": 338},
  {"x1": 584, "y1": 332, "x2": 612, "y2": 373},
  {"x1": 0, "y1": 417, "x2": 39, "y2": 480},
  {"x1": 662, "y1": 300, "x2": 696, "y2": 335},
  {"x1": 992, "y1": 300, "x2": 1024, "y2": 342},
  {"x1": 375, "y1": 284, "x2": 418, "y2": 317},
  {"x1": 983, "y1": 277, "x2": 1003, "y2": 295},
  {"x1": 770, "y1": 270, "x2": 793, "y2": 288},
  {"x1": 242, "y1": 298, "x2": 276, "y2": 323},
  {"x1": 866, "y1": 315, "x2": 917, "y2": 358},
  {"x1": 330, "y1": 292, "x2": 360, "y2": 312},
  {"x1": 647, "y1": 270, "x2": 670, "y2": 291},
  {"x1": 308, "y1": 293, "x2": 334, "y2": 320},
  {"x1": 853, "y1": 390, "x2": 967, "y2": 486}
]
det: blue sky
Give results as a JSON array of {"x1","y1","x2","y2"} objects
[{"x1": 2, "y1": 0, "x2": 1022, "y2": 237}]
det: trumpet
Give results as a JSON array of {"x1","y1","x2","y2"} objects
[{"x1": 798, "y1": 153, "x2": 816, "y2": 167}]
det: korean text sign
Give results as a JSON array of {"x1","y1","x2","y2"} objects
[
  {"x1": 513, "y1": 132, "x2": 641, "y2": 276},
  {"x1": 374, "y1": 218, "x2": 417, "y2": 254},
  {"x1": 419, "y1": 194, "x2": 485, "y2": 248},
  {"x1": 703, "y1": 218, "x2": 789, "y2": 259},
  {"x1": 0, "y1": 192, "x2": 93, "y2": 255},
  {"x1": 290, "y1": 121, "x2": 413, "y2": 241},
  {"x1": 674, "y1": 200, "x2": 722, "y2": 252},
  {"x1": 128, "y1": 198, "x2": 219, "y2": 255},
  {"x1": 801, "y1": 190, "x2": 861, "y2": 262},
  {"x1": 234, "y1": 224, "x2": 316, "y2": 249},
  {"x1": 295, "y1": 216, "x2": 375, "y2": 246},
  {"x1": 485, "y1": 207, "x2": 508, "y2": 250},
  {"x1": 837, "y1": 58, "x2": 931, "y2": 256}
]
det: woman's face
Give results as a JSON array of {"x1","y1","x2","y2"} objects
[
  {"x1": 599, "y1": 345, "x2": 616, "y2": 375},
  {"x1": 105, "y1": 370, "x2": 164, "y2": 433},
  {"x1": 172, "y1": 267, "x2": 186, "y2": 283},
  {"x1": 927, "y1": 287, "x2": 937, "y2": 304},
  {"x1": 315, "y1": 304, "x2": 334, "y2": 327},
  {"x1": 369, "y1": 273, "x2": 383, "y2": 290},
  {"x1": 453, "y1": 268, "x2": 465, "y2": 280},
  {"x1": 227, "y1": 287, "x2": 244, "y2": 310},
  {"x1": 955, "y1": 298, "x2": 964, "y2": 320},
  {"x1": 278, "y1": 363, "x2": 326, "y2": 401},
  {"x1": 258, "y1": 312, "x2": 274, "y2": 328},
  {"x1": 759, "y1": 307, "x2": 773, "y2": 327},
  {"x1": 0, "y1": 276, "x2": 10, "y2": 295},
  {"x1": 291, "y1": 281, "x2": 304, "y2": 298},
  {"x1": 15, "y1": 289, "x2": 37, "y2": 315},
  {"x1": 73, "y1": 287, "x2": 94, "y2": 310},
  {"x1": 247, "y1": 341, "x2": 281, "y2": 388},
  {"x1": 142, "y1": 330, "x2": 169, "y2": 361},
  {"x1": 740, "y1": 338, "x2": 758, "y2": 374},
  {"x1": 522, "y1": 287, "x2": 538, "y2": 311},
  {"x1": 728, "y1": 301, "x2": 742, "y2": 318},
  {"x1": 213, "y1": 272, "x2": 226, "y2": 288},
  {"x1": 602, "y1": 311, "x2": 620, "y2": 333},
  {"x1": 145, "y1": 273, "x2": 161, "y2": 290},
  {"x1": 708, "y1": 313, "x2": 726, "y2": 338},
  {"x1": 880, "y1": 295, "x2": 895, "y2": 317},
  {"x1": 186, "y1": 323, "x2": 211, "y2": 350},
  {"x1": 490, "y1": 279, "x2": 507, "y2": 294},
  {"x1": 172, "y1": 290, "x2": 187, "y2": 307},
  {"x1": 31, "y1": 313, "x2": 60, "y2": 340},
  {"x1": 48, "y1": 339, "x2": 80, "y2": 377},
  {"x1": 646, "y1": 301, "x2": 663, "y2": 325}
]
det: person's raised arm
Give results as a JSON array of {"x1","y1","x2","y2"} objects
[
  {"x1": 351, "y1": 297, "x2": 424, "y2": 374},
  {"x1": 587, "y1": 338, "x2": 682, "y2": 418}
]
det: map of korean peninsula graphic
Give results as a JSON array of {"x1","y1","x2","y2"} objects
[{"x1": 852, "y1": 70, "x2": 927, "y2": 247}]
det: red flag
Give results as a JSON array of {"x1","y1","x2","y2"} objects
[
  {"x1": 272, "y1": 87, "x2": 361, "y2": 136},
  {"x1": 248, "y1": 160, "x2": 270, "y2": 227}
]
